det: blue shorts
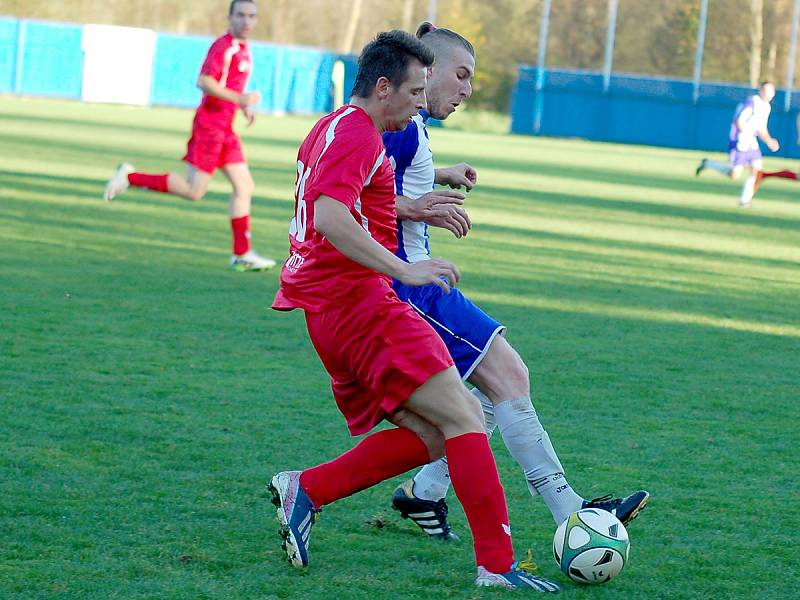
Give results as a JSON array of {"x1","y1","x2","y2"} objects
[
  {"x1": 393, "y1": 280, "x2": 505, "y2": 380},
  {"x1": 729, "y1": 148, "x2": 762, "y2": 168}
]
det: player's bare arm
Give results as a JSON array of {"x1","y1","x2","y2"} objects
[
  {"x1": 315, "y1": 195, "x2": 459, "y2": 291},
  {"x1": 197, "y1": 74, "x2": 260, "y2": 110},
  {"x1": 395, "y1": 190, "x2": 471, "y2": 238},
  {"x1": 757, "y1": 128, "x2": 780, "y2": 152},
  {"x1": 434, "y1": 163, "x2": 477, "y2": 191}
]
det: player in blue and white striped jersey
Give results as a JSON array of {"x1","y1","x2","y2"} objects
[
  {"x1": 696, "y1": 82, "x2": 780, "y2": 207},
  {"x1": 383, "y1": 23, "x2": 650, "y2": 546}
]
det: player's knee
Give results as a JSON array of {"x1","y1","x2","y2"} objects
[
  {"x1": 236, "y1": 177, "x2": 255, "y2": 198},
  {"x1": 507, "y1": 356, "x2": 530, "y2": 394},
  {"x1": 188, "y1": 188, "x2": 205, "y2": 201},
  {"x1": 388, "y1": 408, "x2": 445, "y2": 461},
  {"x1": 447, "y1": 390, "x2": 486, "y2": 433},
  {"x1": 473, "y1": 342, "x2": 530, "y2": 400},
  {"x1": 405, "y1": 419, "x2": 446, "y2": 460}
]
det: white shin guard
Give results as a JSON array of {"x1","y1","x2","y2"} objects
[{"x1": 493, "y1": 397, "x2": 565, "y2": 496}]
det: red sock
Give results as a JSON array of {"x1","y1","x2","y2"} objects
[
  {"x1": 446, "y1": 432, "x2": 514, "y2": 574},
  {"x1": 763, "y1": 170, "x2": 798, "y2": 180},
  {"x1": 127, "y1": 172, "x2": 169, "y2": 193},
  {"x1": 231, "y1": 215, "x2": 251, "y2": 255},
  {"x1": 299, "y1": 428, "x2": 430, "y2": 508}
]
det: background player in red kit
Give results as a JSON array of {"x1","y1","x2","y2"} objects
[
  {"x1": 267, "y1": 30, "x2": 559, "y2": 593},
  {"x1": 103, "y1": 0, "x2": 275, "y2": 271}
]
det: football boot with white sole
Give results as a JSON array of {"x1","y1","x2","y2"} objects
[
  {"x1": 268, "y1": 471, "x2": 319, "y2": 567},
  {"x1": 391, "y1": 479, "x2": 459, "y2": 541}
]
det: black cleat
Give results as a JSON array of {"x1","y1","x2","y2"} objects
[
  {"x1": 391, "y1": 479, "x2": 459, "y2": 541},
  {"x1": 583, "y1": 490, "x2": 650, "y2": 526},
  {"x1": 695, "y1": 159, "x2": 707, "y2": 176}
]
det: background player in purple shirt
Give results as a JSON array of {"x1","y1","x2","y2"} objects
[{"x1": 696, "y1": 82, "x2": 780, "y2": 207}]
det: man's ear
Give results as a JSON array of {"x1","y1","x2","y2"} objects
[{"x1": 375, "y1": 76, "x2": 391, "y2": 100}]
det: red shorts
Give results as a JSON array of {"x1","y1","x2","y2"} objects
[
  {"x1": 305, "y1": 280, "x2": 454, "y2": 436},
  {"x1": 182, "y1": 125, "x2": 245, "y2": 174}
]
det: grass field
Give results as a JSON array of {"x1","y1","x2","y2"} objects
[{"x1": 1, "y1": 96, "x2": 798, "y2": 599}]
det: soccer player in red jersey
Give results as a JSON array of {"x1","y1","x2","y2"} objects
[
  {"x1": 267, "y1": 30, "x2": 559, "y2": 593},
  {"x1": 103, "y1": 0, "x2": 275, "y2": 271}
]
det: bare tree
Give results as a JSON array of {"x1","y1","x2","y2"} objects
[
  {"x1": 340, "y1": 0, "x2": 365, "y2": 54},
  {"x1": 749, "y1": 0, "x2": 763, "y2": 86},
  {"x1": 402, "y1": 0, "x2": 416, "y2": 31}
]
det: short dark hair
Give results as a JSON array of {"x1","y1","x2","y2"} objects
[
  {"x1": 415, "y1": 21, "x2": 475, "y2": 58},
  {"x1": 351, "y1": 30, "x2": 434, "y2": 98},
  {"x1": 229, "y1": 0, "x2": 256, "y2": 15}
]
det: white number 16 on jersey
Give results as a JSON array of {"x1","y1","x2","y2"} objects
[{"x1": 289, "y1": 160, "x2": 312, "y2": 242}]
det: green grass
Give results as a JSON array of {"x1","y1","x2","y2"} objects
[{"x1": 1, "y1": 96, "x2": 798, "y2": 599}]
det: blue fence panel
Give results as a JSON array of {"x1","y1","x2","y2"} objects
[
  {"x1": 152, "y1": 37, "x2": 335, "y2": 114},
  {"x1": 150, "y1": 33, "x2": 211, "y2": 108},
  {"x1": 18, "y1": 20, "x2": 83, "y2": 98},
  {"x1": 284, "y1": 46, "x2": 330, "y2": 113},
  {"x1": 0, "y1": 17, "x2": 18, "y2": 93},
  {"x1": 605, "y1": 75, "x2": 695, "y2": 147},
  {"x1": 539, "y1": 70, "x2": 605, "y2": 139},
  {"x1": 338, "y1": 53, "x2": 358, "y2": 101},
  {"x1": 311, "y1": 51, "x2": 335, "y2": 113},
  {"x1": 510, "y1": 66, "x2": 537, "y2": 135},
  {"x1": 512, "y1": 66, "x2": 800, "y2": 159},
  {"x1": 268, "y1": 45, "x2": 335, "y2": 114},
  {"x1": 248, "y1": 44, "x2": 278, "y2": 111}
]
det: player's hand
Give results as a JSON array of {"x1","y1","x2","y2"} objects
[
  {"x1": 238, "y1": 91, "x2": 261, "y2": 109},
  {"x1": 436, "y1": 163, "x2": 477, "y2": 191},
  {"x1": 399, "y1": 190, "x2": 471, "y2": 238},
  {"x1": 426, "y1": 203, "x2": 471, "y2": 238},
  {"x1": 767, "y1": 138, "x2": 780, "y2": 152},
  {"x1": 243, "y1": 107, "x2": 256, "y2": 127},
  {"x1": 397, "y1": 257, "x2": 460, "y2": 293}
]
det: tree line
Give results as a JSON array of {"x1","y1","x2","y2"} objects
[{"x1": 2, "y1": 0, "x2": 796, "y2": 111}]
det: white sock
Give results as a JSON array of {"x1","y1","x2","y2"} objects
[
  {"x1": 741, "y1": 173, "x2": 756, "y2": 205},
  {"x1": 705, "y1": 159, "x2": 732, "y2": 176},
  {"x1": 411, "y1": 388, "x2": 495, "y2": 501},
  {"x1": 410, "y1": 454, "x2": 450, "y2": 501},
  {"x1": 494, "y1": 397, "x2": 584, "y2": 524}
]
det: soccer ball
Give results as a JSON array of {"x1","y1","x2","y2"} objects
[{"x1": 552, "y1": 508, "x2": 630, "y2": 585}]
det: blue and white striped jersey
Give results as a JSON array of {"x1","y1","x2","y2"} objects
[{"x1": 382, "y1": 110, "x2": 434, "y2": 263}]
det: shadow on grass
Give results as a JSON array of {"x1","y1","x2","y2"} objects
[
  {"x1": 0, "y1": 110, "x2": 192, "y2": 140},
  {"x1": 437, "y1": 149, "x2": 777, "y2": 201},
  {"x1": 3, "y1": 173, "x2": 797, "y2": 339},
  {"x1": 467, "y1": 221, "x2": 800, "y2": 271},
  {"x1": 477, "y1": 184, "x2": 800, "y2": 233},
  {"x1": 0, "y1": 131, "x2": 183, "y2": 166},
  {"x1": 0, "y1": 110, "x2": 304, "y2": 153},
  {"x1": 0, "y1": 168, "x2": 295, "y2": 216}
]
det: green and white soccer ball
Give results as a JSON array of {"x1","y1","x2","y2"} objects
[{"x1": 553, "y1": 508, "x2": 630, "y2": 585}]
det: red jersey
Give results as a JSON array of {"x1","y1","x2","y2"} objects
[
  {"x1": 273, "y1": 105, "x2": 398, "y2": 313},
  {"x1": 195, "y1": 32, "x2": 252, "y2": 131}
]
